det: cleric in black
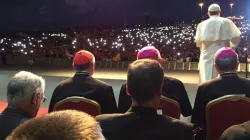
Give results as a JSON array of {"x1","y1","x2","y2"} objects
[
  {"x1": 48, "y1": 50, "x2": 117, "y2": 113},
  {"x1": 0, "y1": 71, "x2": 46, "y2": 140},
  {"x1": 97, "y1": 59, "x2": 198, "y2": 140},
  {"x1": 117, "y1": 46, "x2": 192, "y2": 117},
  {"x1": 191, "y1": 47, "x2": 250, "y2": 139}
]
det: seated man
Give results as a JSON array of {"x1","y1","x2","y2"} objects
[
  {"x1": 118, "y1": 46, "x2": 192, "y2": 117},
  {"x1": 49, "y1": 50, "x2": 117, "y2": 113},
  {"x1": 7, "y1": 110, "x2": 105, "y2": 140},
  {"x1": 220, "y1": 121, "x2": 250, "y2": 140},
  {"x1": 191, "y1": 47, "x2": 250, "y2": 139},
  {"x1": 96, "y1": 59, "x2": 198, "y2": 140},
  {"x1": 0, "y1": 71, "x2": 46, "y2": 140}
]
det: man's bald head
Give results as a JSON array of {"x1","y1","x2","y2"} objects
[{"x1": 214, "y1": 47, "x2": 239, "y2": 73}]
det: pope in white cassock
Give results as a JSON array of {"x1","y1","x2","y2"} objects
[{"x1": 195, "y1": 4, "x2": 241, "y2": 83}]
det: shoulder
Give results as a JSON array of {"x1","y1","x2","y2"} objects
[
  {"x1": 121, "y1": 82, "x2": 126, "y2": 88},
  {"x1": 93, "y1": 78, "x2": 112, "y2": 89},
  {"x1": 238, "y1": 76, "x2": 250, "y2": 84},
  {"x1": 165, "y1": 76, "x2": 184, "y2": 85},
  {"x1": 56, "y1": 78, "x2": 73, "y2": 88},
  {"x1": 0, "y1": 112, "x2": 29, "y2": 126},
  {"x1": 220, "y1": 17, "x2": 234, "y2": 24},
  {"x1": 96, "y1": 114, "x2": 127, "y2": 126},
  {"x1": 96, "y1": 114, "x2": 124, "y2": 121},
  {"x1": 199, "y1": 19, "x2": 210, "y2": 25},
  {"x1": 160, "y1": 116, "x2": 196, "y2": 136},
  {"x1": 221, "y1": 17, "x2": 232, "y2": 21},
  {"x1": 199, "y1": 77, "x2": 219, "y2": 87},
  {"x1": 52, "y1": 78, "x2": 73, "y2": 93},
  {"x1": 120, "y1": 83, "x2": 126, "y2": 91}
]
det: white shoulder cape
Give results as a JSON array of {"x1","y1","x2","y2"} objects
[{"x1": 195, "y1": 16, "x2": 241, "y2": 42}]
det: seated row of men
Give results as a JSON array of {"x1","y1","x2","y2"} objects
[
  {"x1": 1, "y1": 46, "x2": 250, "y2": 140},
  {"x1": 0, "y1": 59, "x2": 197, "y2": 140}
]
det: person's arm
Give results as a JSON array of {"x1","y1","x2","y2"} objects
[
  {"x1": 195, "y1": 24, "x2": 202, "y2": 48},
  {"x1": 191, "y1": 86, "x2": 211, "y2": 139},
  {"x1": 102, "y1": 86, "x2": 117, "y2": 114},
  {"x1": 191, "y1": 86, "x2": 206, "y2": 129},
  {"x1": 48, "y1": 86, "x2": 62, "y2": 112},
  {"x1": 117, "y1": 84, "x2": 131, "y2": 113},
  {"x1": 229, "y1": 20, "x2": 241, "y2": 48},
  {"x1": 174, "y1": 81, "x2": 193, "y2": 117}
]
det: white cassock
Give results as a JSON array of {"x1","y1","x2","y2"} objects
[{"x1": 195, "y1": 15, "x2": 241, "y2": 83}]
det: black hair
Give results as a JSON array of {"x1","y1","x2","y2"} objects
[
  {"x1": 215, "y1": 56, "x2": 238, "y2": 72},
  {"x1": 127, "y1": 59, "x2": 164, "y2": 105}
]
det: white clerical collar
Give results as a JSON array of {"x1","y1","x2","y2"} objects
[
  {"x1": 76, "y1": 71, "x2": 90, "y2": 75},
  {"x1": 210, "y1": 15, "x2": 219, "y2": 18},
  {"x1": 220, "y1": 72, "x2": 237, "y2": 76}
]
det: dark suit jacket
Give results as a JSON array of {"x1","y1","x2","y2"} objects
[
  {"x1": 96, "y1": 106, "x2": 197, "y2": 140},
  {"x1": 220, "y1": 121, "x2": 250, "y2": 140},
  {"x1": 118, "y1": 76, "x2": 192, "y2": 117},
  {"x1": 48, "y1": 72, "x2": 117, "y2": 113},
  {"x1": 0, "y1": 106, "x2": 32, "y2": 140},
  {"x1": 191, "y1": 73, "x2": 250, "y2": 140}
]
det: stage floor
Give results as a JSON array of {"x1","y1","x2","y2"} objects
[{"x1": 0, "y1": 67, "x2": 247, "y2": 109}]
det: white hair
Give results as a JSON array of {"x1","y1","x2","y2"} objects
[{"x1": 7, "y1": 71, "x2": 45, "y2": 102}]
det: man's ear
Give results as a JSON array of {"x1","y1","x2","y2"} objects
[
  {"x1": 157, "y1": 83, "x2": 163, "y2": 96},
  {"x1": 89, "y1": 63, "x2": 95, "y2": 75},
  {"x1": 159, "y1": 58, "x2": 164, "y2": 65},
  {"x1": 235, "y1": 62, "x2": 239, "y2": 71},
  {"x1": 126, "y1": 85, "x2": 131, "y2": 96},
  {"x1": 31, "y1": 93, "x2": 40, "y2": 106},
  {"x1": 214, "y1": 63, "x2": 221, "y2": 74}
]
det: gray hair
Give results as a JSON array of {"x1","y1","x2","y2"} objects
[{"x1": 7, "y1": 71, "x2": 45, "y2": 102}]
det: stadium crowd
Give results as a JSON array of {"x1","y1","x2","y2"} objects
[{"x1": 0, "y1": 18, "x2": 249, "y2": 63}]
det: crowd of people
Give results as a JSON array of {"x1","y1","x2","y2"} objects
[
  {"x1": 0, "y1": 46, "x2": 250, "y2": 140},
  {"x1": 0, "y1": 17, "x2": 249, "y2": 63}
]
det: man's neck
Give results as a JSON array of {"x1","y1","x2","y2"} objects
[
  {"x1": 76, "y1": 71, "x2": 91, "y2": 75},
  {"x1": 220, "y1": 70, "x2": 237, "y2": 74},
  {"x1": 9, "y1": 102, "x2": 35, "y2": 118},
  {"x1": 131, "y1": 100, "x2": 158, "y2": 110},
  {"x1": 210, "y1": 15, "x2": 219, "y2": 18}
]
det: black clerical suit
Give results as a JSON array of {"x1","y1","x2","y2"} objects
[
  {"x1": 220, "y1": 120, "x2": 250, "y2": 140},
  {"x1": 49, "y1": 72, "x2": 117, "y2": 113},
  {"x1": 118, "y1": 76, "x2": 192, "y2": 117},
  {"x1": 96, "y1": 106, "x2": 197, "y2": 140},
  {"x1": 191, "y1": 73, "x2": 250, "y2": 139},
  {"x1": 0, "y1": 106, "x2": 32, "y2": 140}
]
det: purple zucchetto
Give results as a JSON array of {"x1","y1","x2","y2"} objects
[
  {"x1": 137, "y1": 46, "x2": 162, "y2": 60},
  {"x1": 215, "y1": 47, "x2": 238, "y2": 59},
  {"x1": 214, "y1": 47, "x2": 239, "y2": 72}
]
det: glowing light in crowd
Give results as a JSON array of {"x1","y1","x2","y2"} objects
[{"x1": 0, "y1": 18, "x2": 248, "y2": 59}]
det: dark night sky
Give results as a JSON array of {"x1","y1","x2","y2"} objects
[{"x1": 0, "y1": 0, "x2": 249, "y2": 31}]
